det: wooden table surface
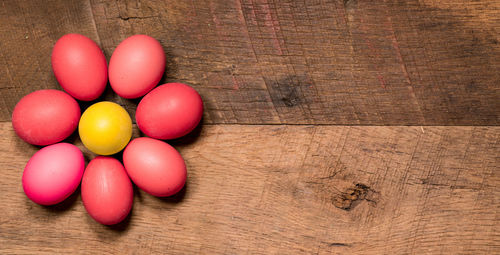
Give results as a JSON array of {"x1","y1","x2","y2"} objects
[{"x1": 1, "y1": 0, "x2": 499, "y2": 254}]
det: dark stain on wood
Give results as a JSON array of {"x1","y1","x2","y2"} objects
[
  {"x1": 268, "y1": 75, "x2": 311, "y2": 108},
  {"x1": 281, "y1": 88, "x2": 300, "y2": 107}
]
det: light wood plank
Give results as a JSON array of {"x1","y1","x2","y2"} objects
[{"x1": 0, "y1": 123, "x2": 498, "y2": 254}]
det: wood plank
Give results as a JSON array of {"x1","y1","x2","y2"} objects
[
  {"x1": 1, "y1": 123, "x2": 498, "y2": 254},
  {"x1": 0, "y1": 0, "x2": 103, "y2": 119},
  {"x1": 1, "y1": 0, "x2": 499, "y2": 124}
]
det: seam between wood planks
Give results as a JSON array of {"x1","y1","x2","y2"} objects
[{"x1": 0, "y1": 120, "x2": 498, "y2": 127}]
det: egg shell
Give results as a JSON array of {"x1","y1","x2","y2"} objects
[
  {"x1": 123, "y1": 137, "x2": 186, "y2": 197},
  {"x1": 12, "y1": 89, "x2": 80, "y2": 146},
  {"x1": 109, "y1": 35, "x2": 165, "y2": 99},
  {"x1": 78, "y1": 101, "x2": 132, "y2": 155},
  {"x1": 22, "y1": 143, "x2": 84, "y2": 205},
  {"x1": 82, "y1": 156, "x2": 133, "y2": 225},
  {"x1": 136, "y1": 83, "x2": 203, "y2": 140},
  {"x1": 52, "y1": 33, "x2": 107, "y2": 101}
]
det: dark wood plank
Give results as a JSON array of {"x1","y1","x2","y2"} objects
[
  {"x1": 1, "y1": 123, "x2": 498, "y2": 254},
  {"x1": 0, "y1": 0, "x2": 102, "y2": 119},
  {"x1": 1, "y1": 0, "x2": 499, "y2": 124}
]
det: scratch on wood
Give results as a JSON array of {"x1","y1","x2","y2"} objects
[
  {"x1": 117, "y1": 15, "x2": 158, "y2": 21},
  {"x1": 386, "y1": 16, "x2": 410, "y2": 85},
  {"x1": 329, "y1": 242, "x2": 350, "y2": 247},
  {"x1": 87, "y1": 0, "x2": 102, "y2": 46}
]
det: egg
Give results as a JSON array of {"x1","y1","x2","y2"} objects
[
  {"x1": 22, "y1": 143, "x2": 84, "y2": 205},
  {"x1": 81, "y1": 156, "x2": 133, "y2": 225},
  {"x1": 109, "y1": 35, "x2": 165, "y2": 99},
  {"x1": 136, "y1": 83, "x2": 203, "y2": 140},
  {"x1": 123, "y1": 137, "x2": 186, "y2": 197},
  {"x1": 52, "y1": 33, "x2": 107, "y2": 101},
  {"x1": 79, "y1": 101, "x2": 132, "y2": 155},
  {"x1": 12, "y1": 89, "x2": 80, "y2": 146}
]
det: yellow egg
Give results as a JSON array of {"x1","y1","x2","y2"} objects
[{"x1": 79, "y1": 102, "x2": 132, "y2": 155}]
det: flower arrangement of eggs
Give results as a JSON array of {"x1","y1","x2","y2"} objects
[{"x1": 13, "y1": 34, "x2": 203, "y2": 225}]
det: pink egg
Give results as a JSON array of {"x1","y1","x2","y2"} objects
[
  {"x1": 109, "y1": 35, "x2": 165, "y2": 99},
  {"x1": 52, "y1": 33, "x2": 107, "y2": 101},
  {"x1": 136, "y1": 83, "x2": 203, "y2": 140},
  {"x1": 123, "y1": 137, "x2": 186, "y2": 197},
  {"x1": 12, "y1": 89, "x2": 80, "y2": 146},
  {"x1": 82, "y1": 156, "x2": 133, "y2": 225},
  {"x1": 22, "y1": 143, "x2": 84, "y2": 205}
]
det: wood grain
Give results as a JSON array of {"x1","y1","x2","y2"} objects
[
  {"x1": 1, "y1": 0, "x2": 498, "y2": 253},
  {"x1": 1, "y1": 0, "x2": 499, "y2": 124},
  {"x1": 1, "y1": 123, "x2": 498, "y2": 254}
]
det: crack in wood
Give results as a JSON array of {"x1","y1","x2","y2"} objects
[
  {"x1": 329, "y1": 242, "x2": 349, "y2": 247},
  {"x1": 118, "y1": 15, "x2": 159, "y2": 21}
]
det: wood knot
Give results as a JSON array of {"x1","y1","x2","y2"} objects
[{"x1": 332, "y1": 183, "x2": 377, "y2": 211}]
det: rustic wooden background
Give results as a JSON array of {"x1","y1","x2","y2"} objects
[{"x1": 0, "y1": 0, "x2": 499, "y2": 254}]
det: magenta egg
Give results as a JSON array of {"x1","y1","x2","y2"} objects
[{"x1": 22, "y1": 143, "x2": 84, "y2": 205}]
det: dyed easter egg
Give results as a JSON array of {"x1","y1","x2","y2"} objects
[
  {"x1": 12, "y1": 89, "x2": 80, "y2": 146},
  {"x1": 82, "y1": 156, "x2": 133, "y2": 225},
  {"x1": 136, "y1": 83, "x2": 203, "y2": 140},
  {"x1": 109, "y1": 35, "x2": 165, "y2": 99},
  {"x1": 22, "y1": 143, "x2": 84, "y2": 205},
  {"x1": 123, "y1": 137, "x2": 186, "y2": 197},
  {"x1": 52, "y1": 33, "x2": 107, "y2": 101}
]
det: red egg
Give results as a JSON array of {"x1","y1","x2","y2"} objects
[
  {"x1": 52, "y1": 33, "x2": 107, "y2": 101},
  {"x1": 12, "y1": 89, "x2": 80, "y2": 146},
  {"x1": 23, "y1": 143, "x2": 84, "y2": 205},
  {"x1": 82, "y1": 156, "x2": 133, "y2": 225},
  {"x1": 123, "y1": 137, "x2": 186, "y2": 197},
  {"x1": 109, "y1": 35, "x2": 165, "y2": 99},
  {"x1": 136, "y1": 83, "x2": 203, "y2": 140}
]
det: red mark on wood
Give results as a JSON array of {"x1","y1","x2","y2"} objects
[
  {"x1": 190, "y1": 0, "x2": 197, "y2": 17},
  {"x1": 209, "y1": 1, "x2": 230, "y2": 42},
  {"x1": 209, "y1": 1, "x2": 222, "y2": 28},
  {"x1": 377, "y1": 75, "x2": 386, "y2": 89},
  {"x1": 235, "y1": 0, "x2": 246, "y2": 25},
  {"x1": 359, "y1": 18, "x2": 381, "y2": 58},
  {"x1": 187, "y1": 0, "x2": 202, "y2": 40},
  {"x1": 259, "y1": 0, "x2": 283, "y2": 55},
  {"x1": 231, "y1": 75, "x2": 240, "y2": 90},
  {"x1": 236, "y1": 0, "x2": 258, "y2": 59},
  {"x1": 247, "y1": 0, "x2": 258, "y2": 26},
  {"x1": 386, "y1": 16, "x2": 411, "y2": 85}
]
